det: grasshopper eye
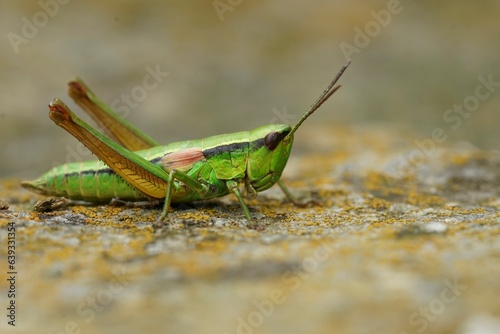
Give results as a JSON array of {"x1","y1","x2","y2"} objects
[{"x1": 264, "y1": 132, "x2": 283, "y2": 151}]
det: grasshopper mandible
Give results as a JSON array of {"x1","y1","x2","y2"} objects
[{"x1": 22, "y1": 61, "x2": 350, "y2": 228}]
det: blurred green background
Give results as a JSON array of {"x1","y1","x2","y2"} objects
[{"x1": 0, "y1": 0, "x2": 499, "y2": 179}]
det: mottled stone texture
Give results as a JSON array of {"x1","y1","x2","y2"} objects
[{"x1": 1, "y1": 126, "x2": 499, "y2": 334}]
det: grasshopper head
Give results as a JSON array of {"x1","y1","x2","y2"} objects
[
  {"x1": 246, "y1": 124, "x2": 293, "y2": 192},
  {"x1": 245, "y1": 61, "x2": 350, "y2": 193}
]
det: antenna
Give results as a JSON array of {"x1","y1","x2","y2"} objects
[{"x1": 285, "y1": 60, "x2": 351, "y2": 141}]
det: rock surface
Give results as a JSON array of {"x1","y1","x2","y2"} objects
[{"x1": 1, "y1": 125, "x2": 499, "y2": 334}]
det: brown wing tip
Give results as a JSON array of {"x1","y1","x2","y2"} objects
[
  {"x1": 48, "y1": 99, "x2": 72, "y2": 123},
  {"x1": 67, "y1": 78, "x2": 88, "y2": 98}
]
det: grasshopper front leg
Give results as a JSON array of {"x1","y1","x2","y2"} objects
[
  {"x1": 226, "y1": 180, "x2": 261, "y2": 229},
  {"x1": 277, "y1": 180, "x2": 320, "y2": 207}
]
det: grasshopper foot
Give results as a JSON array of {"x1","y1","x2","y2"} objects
[
  {"x1": 153, "y1": 219, "x2": 166, "y2": 229},
  {"x1": 289, "y1": 198, "x2": 322, "y2": 208},
  {"x1": 33, "y1": 197, "x2": 68, "y2": 212},
  {"x1": 153, "y1": 207, "x2": 172, "y2": 229},
  {"x1": 277, "y1": 181, "x2": 321, "y2": 208},
  {"x1": 248, "y1": 221, "x2": 265, "y2": 231}
]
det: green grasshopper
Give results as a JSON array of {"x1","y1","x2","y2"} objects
[{"x1": 22, "y1": 61, "x2": 350, "y2": 228}]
